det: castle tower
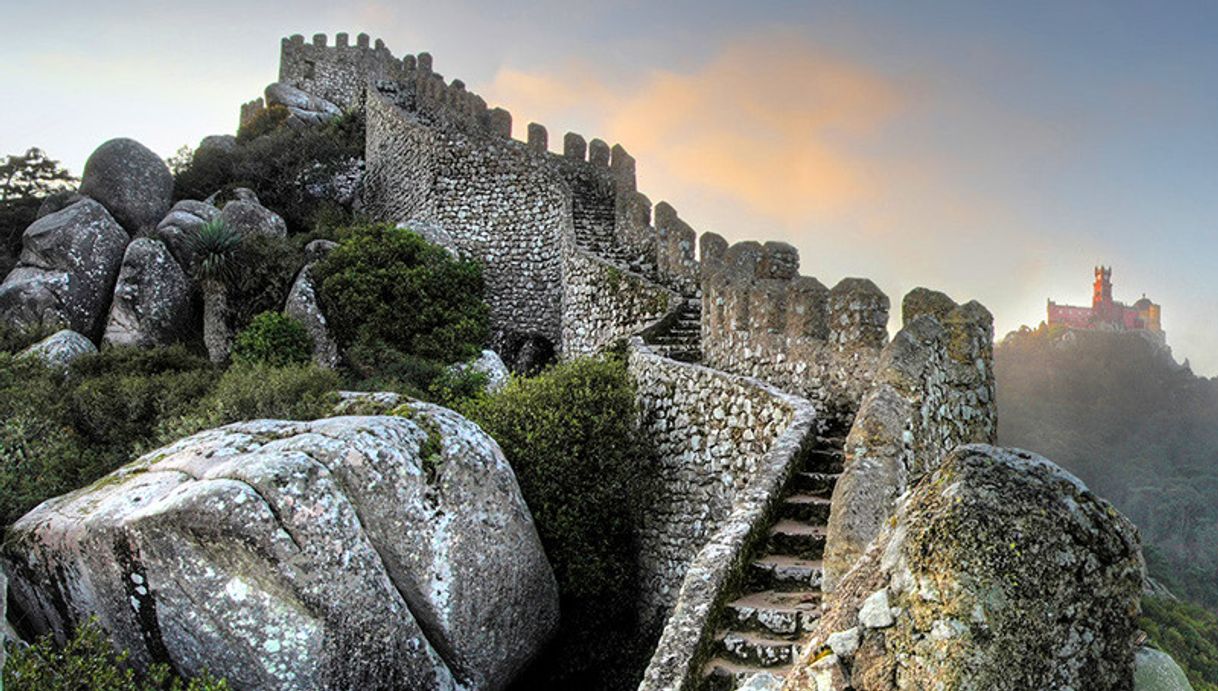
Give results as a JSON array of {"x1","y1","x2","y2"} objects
[{"x1": 1092, "y1": 266, "x2": 1113, "y2": 310}]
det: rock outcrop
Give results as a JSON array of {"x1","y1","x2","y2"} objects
[
  {"x1": 4, "y1": 409, "x2": 559, "y2": 691},
  {"x1": 785, "y1": 445, "x2": 1144, "y2": 691},
  {"x1": 78, "y1": 138, "x2": 174, "y2": 235},
  {"x1": 284, "y1": 264, "x2": 339, "y2": 368},
  {"x1": 1134, "y1": 646, "x2": 1194, "y2": 690},
  {"x1": 447, "y1": 349, "x2": 510, "y2": 394},
  {"x1": 156, "y1": 199, "x2": 220, "y2": 269},
  {"x1": 102, "y1": 238, "x2": 192, "y2": 347},
  {"x1": 0, "y1": 198, "x2": 129, "y2": 339},
  {"x1": 19, "y1": 329, "x2": 97, "y2": 368},
  {"x1": 265, "y1": 82, "x2": 343, "y2": 128},
  {"x1": 220, "y1": 196, "x2": 288, "y2": 238}
]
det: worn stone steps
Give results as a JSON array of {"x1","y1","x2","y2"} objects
[
  {"x1": 766, "y1": 520, "x2": 826, "y2": 560},
  {"x1": 702, "y1": 659, "x2": 792, "y2": 691},
  {"x1": 701, "y1": 431, "x2": 846, "y2": 688},
  {"x1": 723, "y1": 590, "x2": 821, "y2": 637}
]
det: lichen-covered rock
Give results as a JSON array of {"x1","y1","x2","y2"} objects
[
  {"x1": 1134, "y1": 646, "x2": 1193, "y2": 690},
  {"x1": 36, "y1": 190, "x2": 84, "y2": 219},
  {"x1": 220, "y1": 198, "x2": 287, "y2": 238},
  {"x1": 156, "y1": 199, "x2": 219, "y2": 269},
  {"x1": 0, "y1": 198, "x2": 128, "y2": 339},
  {"x1": 78, "y1": 138, "x2": 174, "y2": 235},
  {"x1": 265, "y1": 82, "x2": 343, "y2": 128},
  {"x1": 401, "y1": 219, "x2": 460, "y2": 258},
  {"x1": 198, "y1": 134, "x2": 238, "y2": 155},
  {"x1": 786, "y1": 445, "x2": 1144, "y2": 691},
  {"x1": 447, "y1": 349, "x2": 510, "y2": 394},
  {"x1": 4, "y1": 410, "x2": 559, "y2": 691},
  {"x1": 284, "y1": 264, "x2": 338, "y2": 368},
  {"x1": 19, "y1": 329, "x2": 96, "y2": 368},
  {"x1": 102, "y1": 238, "x2": 192, "y2": 347}
]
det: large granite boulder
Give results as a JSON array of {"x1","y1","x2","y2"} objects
[
  {"x1": 265, "y1": 82, "x2": 343, "y2": 128},
  {"x1": 786, "y1": 445, "x2": 1144, "y2": 691},
  {"x1": 155, "y1": 199, "x2": 219, "y2": 269},
  {"x1": 220, "y1": 198, "x2": 287, "y2": 238},
  {"x1": 284, "y1": 264, "x2": 339, "y2": 369},
  {"x1": 0, "y1": 198, "x2": 129, "y2": 339},
  {"x1": 102, "y1": 238, "x2": 192, "y2": 347},
  {"x1": 19, "y1": 329, "x2": 97, "y2": 369},
  {"x1": 79, "y1": 138, "x2": 174, "y2": 235},
  {"x1": 5, "y1": 408, "x2": 559, "y2": 691}
]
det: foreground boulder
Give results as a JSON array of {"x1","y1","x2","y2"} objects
[
  {"x1": 78, "y1": 138, "x2": 174, "y2": 235},
  {"x1": 102, "y1": 238, "x2": 192, "y2": 347},
  {"x1": 785, "y1": 445, "x2": 1144, "y2": 691},
  {"x1": 5, "y1": 408, "x2": 559, "y2": 691},
  {"x1": 19, "y1": 329, "x2": 97, "y2": 368},
  {"x1": 0, "y1": 198, "x2": 128, "y2": 339}
]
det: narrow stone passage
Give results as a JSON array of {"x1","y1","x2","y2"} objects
[{"x1": 700, "y1": 429, "x2": 847, "y2": 690}]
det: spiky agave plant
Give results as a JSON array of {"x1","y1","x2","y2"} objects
[{"x1": 190, "y1": 218, "x2": 242, "y2": 363}]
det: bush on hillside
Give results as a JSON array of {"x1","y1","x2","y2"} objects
[
  {"x1": 232, "y1": 312, "x2": 313, "y2": 367},
  {"x1": 222, "y1": 235, "x2": 304, "y2": 333},
  {"x1": 314, "y1": 223, "x2": 489, "y2": 367},
  {"x1": 5, "y1": 618, "x2": 227, "y2": 691},
  {"x1": 461, "y1": 355, "x2": 656, "y2": 689}
]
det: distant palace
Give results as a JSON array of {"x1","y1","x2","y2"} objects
[{"x1": 1047, "y1": 267, "x2": 1163, "y2": 340}]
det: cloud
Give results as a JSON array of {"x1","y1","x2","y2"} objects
[{"x1": 485, "y1": 33, "x2": 902, "y2": 221}]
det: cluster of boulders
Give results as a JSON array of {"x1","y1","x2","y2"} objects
[
  {"x1": 0, "y1": 138, "x2": 290, "y2": 356},
  {"x1": 4, "y1": 405, "x2": 560, "y2": 690}
]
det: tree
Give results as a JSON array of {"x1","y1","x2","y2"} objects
[
  {"x1": 0, "y1": 148, "x2": 76, "y2": 203},
  {"x1": 190, "y1": 219, "x2": 242, "y2": 363}
]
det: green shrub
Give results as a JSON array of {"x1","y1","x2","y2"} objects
[
  {"x1": 427, "y1": 365, "x2": 490, "y2": 410},
  {"x1": 0, "y1": 348, "x2": 219, "y2": 525},
  {"x1": 315, "y1": 223, "x2": 489, "y2": 365},
  {"x1": 5, "y1": 618, "x2": 227, "y2": 690},
  {"x1": 232, "y1": 312, "x2": 313, "y2": 367},
  {"x1": 461, "y1": 355, "x2": 656, "y2": 689},
  {"x1": 222, "y1": 235, "x2": 304, "y2": 333},
  {"x1": 162, "y1": 363, "x2": 340, "y2": 440},
  {"x1": 67, "y1": 347, "x2": 217, "y2": 448},
  {"x1": 1141, "y1": 595, "x2": 1218, "y2": 690},
  {"x1": 0, "y1": 321, "x2": 55, "y2": 354}
]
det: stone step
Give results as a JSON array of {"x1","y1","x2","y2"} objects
[
  {"x1": 766, "y1": 520, "x2": 826, "y2": 560},
  {"x1": 702, "y1": 658, "x2": 792, "y2": 691},
  {"x1": 723, "y1": 590, "x2": 821, "y2": 637},
  {"x1": 804, "y1": 448, "x2": 844, "y2": 473},
  {"x1": 791, "y1": 471, "x2": 838, "y2": 498},
  {"x1": 779, "y1": 494, "x2": 832, "y2": 524},
  {"x1": 747, "y1": 556, "x2": 824, "y2": 592},
  {"x1": 717, "y1": 630, "x2": 800, "y2": 667}
]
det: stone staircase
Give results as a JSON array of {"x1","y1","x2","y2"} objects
[
  {"x1": 646, "y1": 298, "x2": 702, "y2": 363},
  {"x1": 571, "y1": 191, "x2": 657, "y2": 278},
  {"x1": 700, "y1": 430, "x2": 846, "y2": 690}
]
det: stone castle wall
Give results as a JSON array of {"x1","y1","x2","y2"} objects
[
  {"x1": 822, "y1": 289, "x2": 997, "y2": 590},
  {"x1": 700, "y1": 234, "x2": 889, "y2": 426},
  {"x1": 279, "y1": 33, "x2": 405, "y2": 109},
  {"x1": 628, "y1": 337, "x2": 813, "y2": 627}
]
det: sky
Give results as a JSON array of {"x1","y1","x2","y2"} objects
[{"x1": 3, "y1": 1, "x2": 1217, "y2": 373}]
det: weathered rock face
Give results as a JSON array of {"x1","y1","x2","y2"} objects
[
  {"x1": 284, "y1": 264, "x2": 339, "y2": 369},
  {"x1": 786, "y1": 445, "x2": 1144, "y2": 691},
  {"x1": 0, "y1": 198, "x2": 129, "y2": 339},
  {"x1": 156, "y1": 199, "x2": 219, "y2": 269},
  {"x1": 36, "y1": 190, "x2": 84, "y2": 219},
  {"x1": 5, "y1": 409, "x2": 559, "y2": 691},
  {"x1": 102, "y1": 238, "x2": 192, "y2": 347},
  {"x1": 448, "y1": 349, "x2": 510, "y2": 394},
  {"x1": 79, "y1": 138, "x2": 174, "y2": 235},
  {"x1": 265, "y1": 82, "x2": 343, "y2": 128},
  {"x1": 19, "y1": 329, "x2": 97, "y2": 368},
  {"x1": 1134, "y1": 646, "x2": 1193, "y2": 690},
  {"x1": 198, "y1": 134, "x2": 238, "y2": 155},
  {"x1": 220, "y1": 198, "x2": 287, "y2": 238}
]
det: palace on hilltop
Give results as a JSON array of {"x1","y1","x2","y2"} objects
[{"x1": 1047, "y1": 266, "x2": 1163, "y2": 340}]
